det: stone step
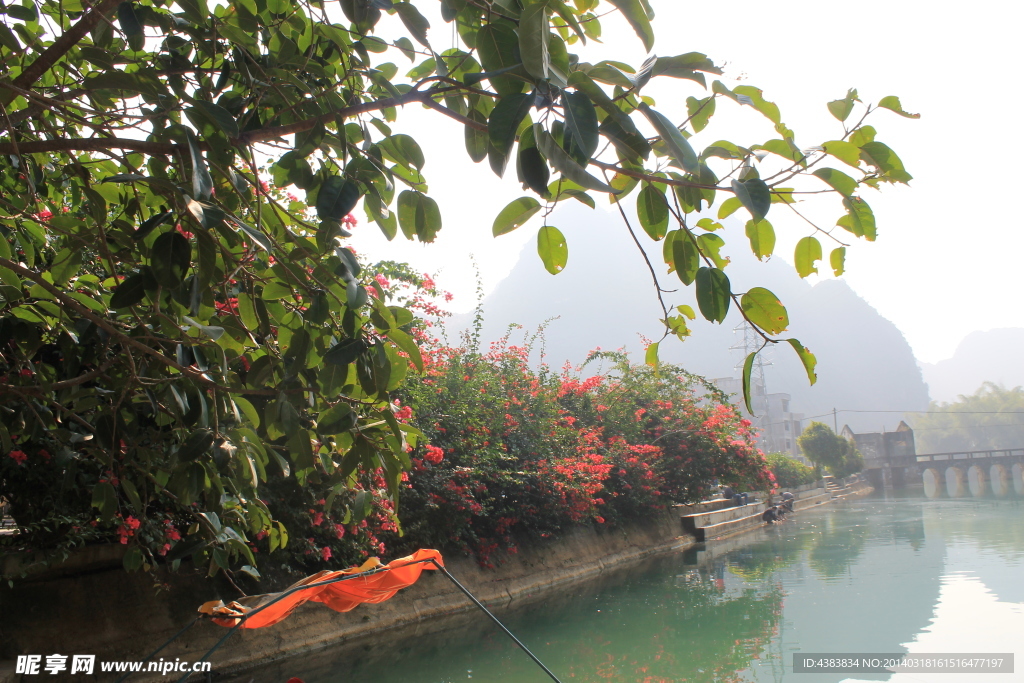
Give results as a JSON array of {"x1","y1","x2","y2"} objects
[
  {"x1": 680, "y1": 501, "x2": 763, "y2": 535},
  {"x1": 792, "y1": 491, "x2": 831, "y2": 509},
  {"x1": 690, "y1": 507, "x2": 768, "y2": 542}
]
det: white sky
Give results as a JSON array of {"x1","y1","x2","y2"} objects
[{"x1": 348, "y1": 0, "x2": 1024, "y2": 365}]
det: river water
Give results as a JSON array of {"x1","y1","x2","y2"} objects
[{"x1": 263, "y1": 493, "x2": 1023, "y2": 683}]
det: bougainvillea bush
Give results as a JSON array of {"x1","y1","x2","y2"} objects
[{"x1": 387, "y1": 332, "x2": 774, "y2": 568}]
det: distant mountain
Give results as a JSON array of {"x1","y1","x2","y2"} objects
[
  {"x1": 448, "y1": 203, "x2": 929, "y2": 433},
  {"x1": 920, "y1": 328, "x2": 1024, "y2": 403}
]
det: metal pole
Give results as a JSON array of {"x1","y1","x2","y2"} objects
[{"x1": 430, "y1": 560, "x2": 564, "y2": 683}]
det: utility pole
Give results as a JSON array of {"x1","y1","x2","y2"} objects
[{"x1": 833, "y1": 407, "x2": 838, "y2": 433}]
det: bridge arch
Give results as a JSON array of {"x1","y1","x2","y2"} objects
[
  {"x1": 945, "y1": 466, "x2": 966, "y2": 497},
  {"x1": 990, "y1": 464, "x2": 1010, "y2": 497},
  {"x1": 967, "y1": 465, "x2": 988, "y2": 496},
  {"x1": 922, "y1": 468, "x2": 943, "y2": 498},
  {"x1": 1013, "y1": 463, "x2": 1024, "y2": 496}
]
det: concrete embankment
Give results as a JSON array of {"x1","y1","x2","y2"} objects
[{"x1": 0, "y1": 507, "x2": 692, "y2": 681}]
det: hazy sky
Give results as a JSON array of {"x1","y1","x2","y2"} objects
[{"x1": 347, "y1": 0, "x2": 1024, "y2": 365}]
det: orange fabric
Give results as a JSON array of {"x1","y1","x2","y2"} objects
[{"x1": 197, "y1": 548, "x2": 443, "y2": 629}]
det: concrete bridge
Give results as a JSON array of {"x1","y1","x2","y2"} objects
[{"x1": 865, "y1": 447, "x2": 1024, "y2": 497}]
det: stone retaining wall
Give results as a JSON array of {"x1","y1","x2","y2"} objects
[{"x1": 0, "y1": 507, "x2": 691, "y2": 681}]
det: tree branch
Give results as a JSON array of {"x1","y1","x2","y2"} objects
[{"x1": 9, "y1": 0, "x2": 122, "y2": 93}]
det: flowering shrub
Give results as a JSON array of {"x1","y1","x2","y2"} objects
[
  {"x1": 764, "y1": 452, "x2": 819, "y2": 490},
  {"x1": 386, "y1": 335, "x2": 774, "y2": 567}
]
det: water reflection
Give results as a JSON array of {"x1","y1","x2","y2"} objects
[{"x1": 233, "y1": 494, "x2": 1023, "y2": 683}]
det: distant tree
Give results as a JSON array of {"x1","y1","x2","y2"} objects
[
  {"x1": 910, "y1": 383, "x2": 1024, "y2": 453},
  {"x1": 764, "y1": 452, "x2": 817, "y2": 490},
  {"x1": 797, "y1": 422, "x2": 862, "y2": 478}
]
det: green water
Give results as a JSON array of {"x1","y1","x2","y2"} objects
[{"x1": 258, "y1": 493, "x2": 1024, "y2": 683}]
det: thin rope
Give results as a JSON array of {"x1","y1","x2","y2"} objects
[
  {"x1": 114, "y1": 616, "x2": 200, "y2": 683},
  {"x1": 428, "y1": 559, "x2": 564, "y2": 683}
]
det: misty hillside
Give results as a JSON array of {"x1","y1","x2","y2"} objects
[
  {"x1": 448, "y1": 203, "x2": 929, "y2": 433},
  {"x1": 920, "y1": 328, "x2": 1024, "y2": 403}
]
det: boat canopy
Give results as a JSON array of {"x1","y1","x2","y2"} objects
[{"x1": 197, "y1": 548, "x2": 443, "y2": 629}]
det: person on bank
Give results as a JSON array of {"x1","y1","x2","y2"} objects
[
  {"x1": 762, "y1": 506, "x2": 780, "y2": 524},
  {"x1": 780, "y1": 491, "x2": 794, "y2": 513}
]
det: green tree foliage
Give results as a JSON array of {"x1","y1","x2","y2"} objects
[
  {"x1": 764, "y1": 452, "x2": 817, "y2": 490},
  {"x1": 797, "y1": 422, "x2": 862, "y2": 478},
  {"x1": 909, "y1": 383, "x2": 1024, "y2": 453},
  {"x1": 0, "y1": 0, "x2": 910, "y2": 572}
]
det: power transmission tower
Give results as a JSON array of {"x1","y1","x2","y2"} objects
[{"x1": 730, "y1": 321, "x2": 779, "y2": 453}]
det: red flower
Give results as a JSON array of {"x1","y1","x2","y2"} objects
[
  {"x1": 8, "y1": 450, "x2": 27, "y2": 465},
  {"x1": 424, "y1": 445, "x2": 444, "y2": 465}
]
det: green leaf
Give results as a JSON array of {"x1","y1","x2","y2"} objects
[
  {"x1": 316, "y1": 176, "x2": 361, "y2": 221},
  {"x1": 492, "y1": 196, "x2": 542, "y2": 236},
  {"x1": 150, "y1": 231, "x2": 192, "y2": 288},
  {"x1": 859, "y1": 141, "x2": 912, "y2": 183},
  {"x1": 548, "y1": 0, "x2": 586, "y2": 43},
  {"x1": 830, "y1": 246, "x2": 846, "y2": 276},
  {"x1": 877, "y1": 95, "x2": 920, "y2": 119},
  {"x1": 397, "y1": 190, "x2": 442, "y2": 242},
  {"x1": 464, "y1": 109, "x2": 488, "y2": 163},
  {"x1": 695, "y1": 267, "x2": 731, "y2": 323},
  {"x1": 117, "y1": 2, "x2": 145, "y2": 51},
  {"x1": 182, "y1": 316, "x2": 225, "y2": 341},
  {"x1": 717, "y1": 196, "x2": 741, "y2": 219},
  {"x1": 730, "y1": 178, "x2": 770, "y2": 222},
  {"x1": 518, "y1": 145, "x2": 550, "y2": 197},
  {"x1": 387, "y1": 327, "x2": 424, "y2": 372},
  {"x1": 476, "y1": 23, "x2": 525, "y2": 95},
  {"x1": 759, "y1": 139, "x2": 803, "y2": 164},
  {"x1": 121, "y1": 478, "x2": 143, "y2": 515},
  {"x1": 686, "y1": 96, "x2": 715, "y2": 133},
  {"x1": 827, "y1": 89, "x2": 858, "y2": 121},
  {"x1": 324, "y1": 338, "x2": 367, "y2": 366},
  {"x1": 636, "y1": 185, "x2": 668, "y2": 240},
  {"x1": 91, "y1": 481, "x2": 118, "y2": 522},
  {"x1": 696, "y1": 233, "x2": 728, "y2": 269},
  {"x1": 518, "y1": 2, "x2": 550, "y2": 81},
  {"x1": 50, "y1": 247, "x2": 82, "y2": 287},
  {"x1": 639, "y1": 104, "x2": 698, "y2": 173},
  {"x1": 645, "y1": 341, "x2": 659, "y2": 371},
  {"x1": 786, "y1": 338, "x2": 818, "y2": 385},
  {"x1": 534, "y1": 125, "x2": 616, "y2": 193},
  {"x1": 734, "y1": 85, "x2": 781, "y2": 124},
  {"x1": 812, "y1": 168, "x2": 857, "y2": 197},
  {"x1": 741, "y1": 287, "x2": 789, "y2": 334},
  {"x1": 822, "y1": 140, "x2": 861, "y2": 169},
  {"x1": 318, "y1": 403, "x2": 357, "y2": 435},
  {"x1": 379, "y1": 134, "x2": 425, "y2": 171},
  {"x1": 132, "y1": 210, "x2": 173, "y2": 241},
  {"x1": 741, "y1": 351, "x2": 756, "y2": 415},
  {"x1": 488, "y1": 92, "x2": 533, "y2": 155},
  {"x1": 669, "y1": 232, "x2": 699, "y2": 285},
  {"x1": 393, "y1": 2, "x2": 431, "y2": 46},
  {"x1": 562, "y1": 90, "x2": 599, "y2": 159},
  {"x1": 186, "y1": 130, "x2": 213, "y2": 201},
  {"x1": 192, "y1": 101, "x2": 239, "y2": 138},
  {"x1": 837, "y1": 196, "x2": 876, "y2": 241},
  {"x1": 109, "y1": 271, "x2": 150, "y2": 308},
  {"x1": 605, "y1": 0, "x2": 654, "y2": 51},
  {"x1": 744, "y1": 219, "x2": 775, "y2": 261},
  {"x1": 537, "y1": 225, "x2": 568, "y2": 274},
  {"x1": 794, "y1": 236, "x2": 822, "y2": 278},
  {"x1": 123, "y1": 547, "x2": 144, "y2": 572}
]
